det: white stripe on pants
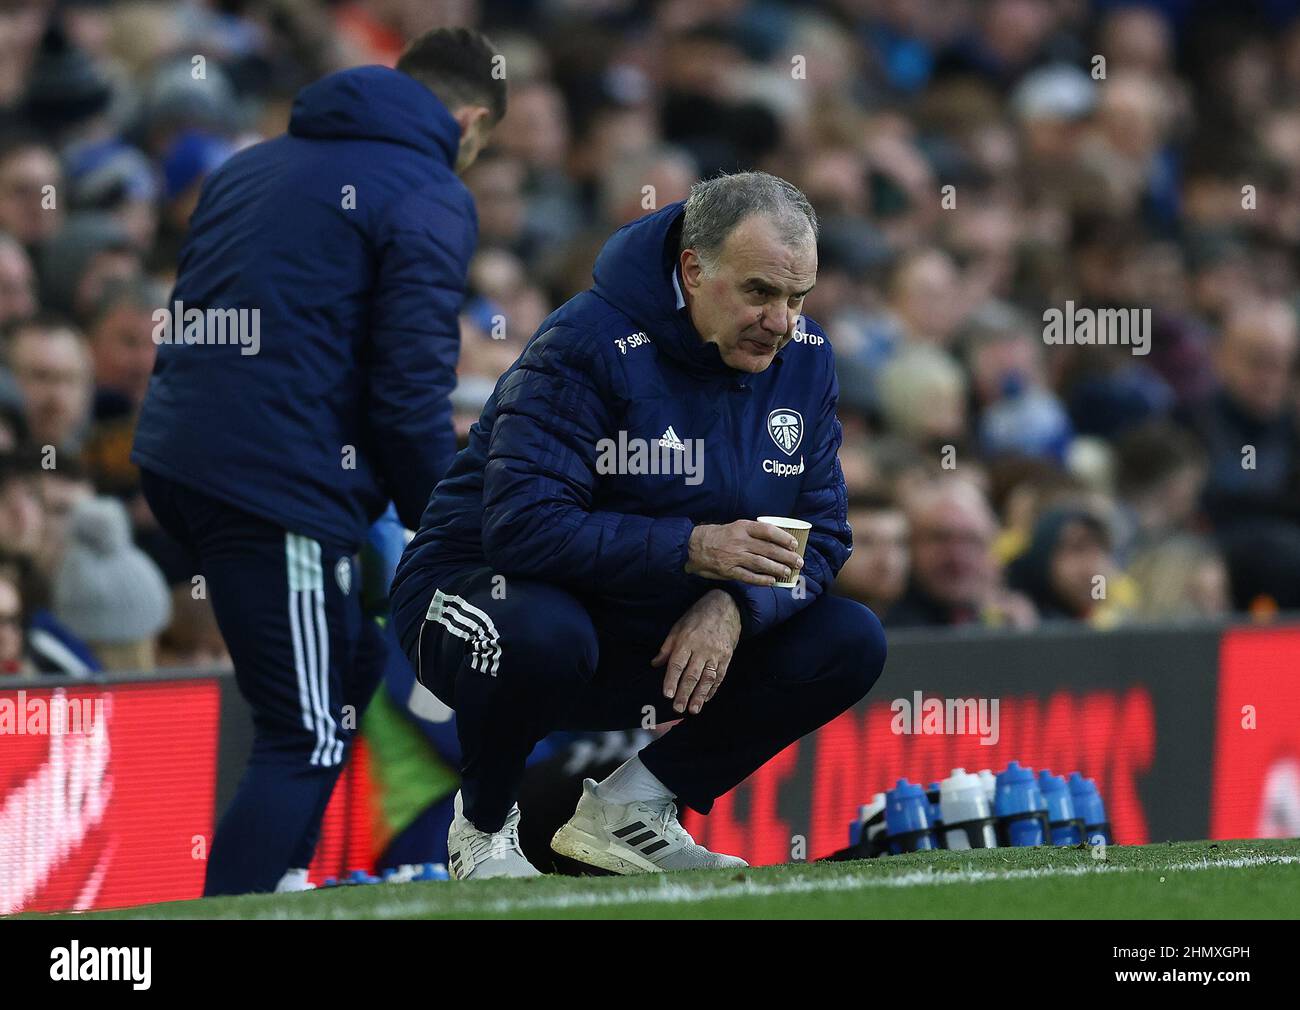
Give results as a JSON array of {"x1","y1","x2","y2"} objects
[
  {"x1": 425, "y1": 589, "x2": 502, "y2": 677},
  {"x1": 286, "y1": 533, "x2": 342, "y2": 766}
]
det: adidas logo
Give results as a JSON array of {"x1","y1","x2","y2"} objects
[
  {"x1": 657, "y1": 425, "x2": 686, "y2": 451},
  {"x1": 612, "y1": 820, "x2": 671, "y2": 856}
]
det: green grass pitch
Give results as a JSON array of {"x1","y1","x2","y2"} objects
[{"x1": 38, "y1": 839, "x2": 1300, "y2": 920}]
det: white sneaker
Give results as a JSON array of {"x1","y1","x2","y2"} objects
[
  {"x1": 274, "y1": 868, "x2": 315, "y2": 893},
  {"x1": 447, "y1": 791, "x2": 541, "y2": 880},
  {"x1": 550, "y1": 778, "x2": 749, "y2": 874}
]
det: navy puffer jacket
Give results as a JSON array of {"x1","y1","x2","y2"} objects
[
  {"x1": 134, "y1": 66, "x2": 474, "y2": 547},
  {"x1": 393, "y1": 201, "x2": 851, "y2": 648}
]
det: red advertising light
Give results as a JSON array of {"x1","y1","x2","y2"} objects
[
  {"x1": 1211, "y1": 628, "x2": 1300, "y2": 840},
  {"x1": 0, "y1": 681, "x2": 219, "y2": 914}
]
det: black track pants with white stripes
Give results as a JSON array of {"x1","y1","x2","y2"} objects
[
  {"x1": 393, "y1": 564, "x2": 887, "y2": 833},
  {"x1": 142, "y1": 470, "x2": 385, "y2": 895}
]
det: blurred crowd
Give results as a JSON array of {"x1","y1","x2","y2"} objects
[{"x1": 3, "y1": 0, "x2": 1300, "y2": 676}]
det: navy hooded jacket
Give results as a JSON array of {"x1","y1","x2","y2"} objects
[
  {"x1": 133, "y1": 66, "x2": 474, "y2": 549},
  {"x1": 393, "y1": 201, "x2": 852, "y2": 650}
]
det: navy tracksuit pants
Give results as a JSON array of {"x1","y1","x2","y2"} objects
[
  {"x1": 391, "y1": 564, "x2": 887, "y2": 833},
  {"x1": 141, "y1": 470, "x2": 385, "y2": 895}
]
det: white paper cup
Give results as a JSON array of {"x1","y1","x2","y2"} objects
[{"x1": 757, "y1": 516, "x2": 811, "y2": 587}]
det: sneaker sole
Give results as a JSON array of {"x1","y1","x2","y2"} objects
[
  {"x1": 550, "y1": 823, "x2": 664, "y2": 875},
  {"x1": 448, "y1": 857, "x2": 542, "y2": 881},
  {"x1": 448, "y1": 839, "x2": 542, "y2": 881}
]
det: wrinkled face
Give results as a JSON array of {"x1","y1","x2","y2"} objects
[
  {"x1": 681, "y1": 214, "x2": 817, "y2": 374},
  {"x1": 910, "y1": 497, "x2": 996, "y2": 609}
]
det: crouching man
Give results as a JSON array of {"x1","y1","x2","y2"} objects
[{"x1": 391, "y1": 172, "x2": 887, "y2": 878}]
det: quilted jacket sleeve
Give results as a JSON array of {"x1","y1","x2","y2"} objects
[{"x1": 479, "y1": 325, "x2": 696, "y2": 593}]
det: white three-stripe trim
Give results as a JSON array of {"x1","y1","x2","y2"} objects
[
  {"x1": 286, "y1": 533, "x2": 342, "y2": 766},
  {"x1": 426, "y1": 590, "x2": 502, "y2": 677}
]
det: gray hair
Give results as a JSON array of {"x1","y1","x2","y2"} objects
[{"x1": 679, "y1": 171, "x2": 818, "y2": 272}]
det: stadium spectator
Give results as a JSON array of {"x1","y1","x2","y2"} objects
[
  {"x1": 19, "y1": 20, "x2": 116, "y2": 152},
  {"x1": 1127, "y1": 535, "x2": 1231, "y2": 622},
  {"x1": 0, "y1": 547, "x2": 97, "y2": 677},
  {"x1": 1183, "y1": 299, "x2": 1300, "y2": 527},
  {"x1": 82, "y1": 276, "x2": 165, "y2": 498},
  {"x1": 1112, "y1": 422, "x2": 1208, "y2": 560},
  {"x1": 883, "y1": 248, "x2": 969, "y2": 352},
  {"x1": 0, "y1": 133, "x2": 63, "y2": 248},
  {"x1": 35, "y1": 455, "x2": 94, "y2": 578},
  {"x1": 888, "y1": 477, "x2": 1036, "y2": 629},
  {"x1": 0, "y1": 231, "x2": 37, "y2": 327},
  {"x1": 0, "y1": 567, "x2": 32, "y2": 677},
  {"x1": 598, "y1": 145, "x2": 698, "y2": 228},
  {"x1": 158, "y1": 130, "x2": 237, "y2": 246},
  {"x1": 0, "y1": 401, "x2": 28, "y2": 454},
  {"x1": 961, "y1": 301, "x2": 1074, "y2": 462},
  {"x1": 1005, "y1": 505, "x2": 1124, "y2": 625},
  {"x1": 0, "y1": 449, "x2": 44, "y2": 568},
  {"x1": 37, "y1": 212, "x2": 139, "y2": 325},
  {"x1": 834, "y1": 492, "x2": 910, "y2": 619},
  {"x1": 5, "y1": 314, "x2": 93, "y2": 454},
  {"x1": 1179, "y1": 298, "x2": 1300, "y2": 610},
  {"x1": 987, "y1": 456, "x2": 1086, "y2": 554},
  {"x1": 66, "y1": 140, "x2": 160, "y2": 250},
  {"x1": 877, "y1": 344, "x2": 969, "y2": 449},
  {"x1": 53, "y1": 495, "x2": 171, "y2": 671}
]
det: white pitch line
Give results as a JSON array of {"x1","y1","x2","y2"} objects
[{"x1": 151, "y1": 851, "x2": 1300, "y2": 920}]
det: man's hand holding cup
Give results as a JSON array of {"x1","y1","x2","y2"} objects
[{"x1": 685, "y1": 517, "x2": 811, "y2": 587}]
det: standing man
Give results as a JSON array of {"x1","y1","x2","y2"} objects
[
  {"x1": 392, "y1": 172, "x2": 887, "y2": 879},
  {"x1": 132, "y1": 28, "x2": 505, "y2": 895}
]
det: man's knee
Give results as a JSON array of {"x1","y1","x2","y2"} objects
[
  {"x1": 500, "y1": 582, "x2": 599, "y2": 688},
  {"x1": 420, "y1": 577, "x2": 599, "y2": 701},
  {"x1": 810, "y1": 596, "x2": 888, "y2": 705}
]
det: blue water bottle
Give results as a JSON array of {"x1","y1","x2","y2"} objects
[
  {"x1": 1068, "y1": 772, "x2": 1112, "y2": 845},
  {"x1": 1038, "y1": 770, "x2": 1083, "y2": 845},
  {"x1": 885, "y1": 779, "x2": 937, "y2": 854},
  {"x1": 994, "y1": 762, "x2": 1050, "y2": 846},
  {"x1": 851, "y1": 792, "x2": 887, "y2": 850}
]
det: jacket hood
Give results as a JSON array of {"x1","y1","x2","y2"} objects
[
  {"x1": 591, "y1": 201, "x2": 743, "y2": 379},
  {"x1": 1006, "y1": 505, "x2": 1110, "y2": 619},
  {"x1": 289, "y1": 66, "x2": 460, "y2": 167}
]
